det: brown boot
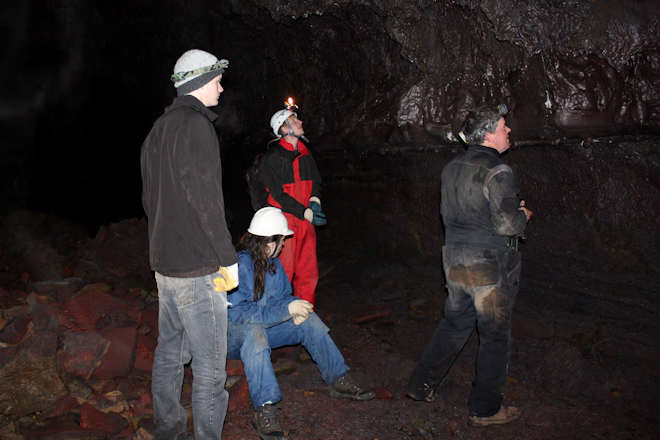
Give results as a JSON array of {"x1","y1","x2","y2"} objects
[
  {"x1": 467, "y1": 405, "x2": 520, "y2": 427},
  {"x1": 327, "y1": 374, "x2": 376, "y2": 401}
]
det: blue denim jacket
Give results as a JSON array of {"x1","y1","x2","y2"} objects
[{"x1": 227, "y1": 251, "x2": 297, "y2": 328}]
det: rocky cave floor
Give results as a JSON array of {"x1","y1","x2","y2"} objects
[{"x1": 1, "y1": 211, "x2": 659, "y2": 439}]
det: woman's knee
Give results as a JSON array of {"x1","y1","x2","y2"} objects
[
  {"x1": 241, "y1": 324, "x2": 271, "y2": 357},
  {"x1": 301, "y1": 313, "x2": 329, "y2": 336}
]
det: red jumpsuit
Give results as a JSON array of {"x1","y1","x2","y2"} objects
[{"x1": 261, "y1": 139, "x2": 322, "y2": 304}]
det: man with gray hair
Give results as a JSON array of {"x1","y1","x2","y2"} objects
[
  {"x1": 406, "y1": 104, "x2": 532, "y2": 428},
  {"x1": 141, "y1": 49, "x2": 238, "y2": 439}
]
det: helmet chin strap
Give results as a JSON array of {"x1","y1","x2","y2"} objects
[{"x1": 284, "y1": 120, "x2": 309, "y2": 143}]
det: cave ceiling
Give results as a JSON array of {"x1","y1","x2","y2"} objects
[{"x1": 3, "y1": 0, "x2": 660, "y2": 152}]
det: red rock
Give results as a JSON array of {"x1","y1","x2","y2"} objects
[
  {"x1": 114, "y1": 377, "x2": 147, "y2": 401},
  {"x1": 52, "y1": 290, "x2": 141, "y2": 332},
  {"x1": 2, "y1": 304, "x2": 28, "y2": 323},
  {"x1": 80, "y1": 402, "x2": 129, "y2": 436},
  {"x1": 27, "y1": 292, "x2": 58, "y2": 332},
  {"x1": 98, "y1": 378, "x2": 119, "y2": 395},
  {"x1": 42, "y1": 395, "x2": 79, "y2": 419},
  {"x1": 139, "y1": 304, "x2": 159, "y2": 338},
  {"x1": 373, "y1": 386, "x2": 393, "y2": 399},
  {"x1": 62, "y1": 331, "x2": 110, "y2": 379},
  {"x1": 95, "y1": 219, "x2": 149, "y2": 278},
  {"x1": 0, "y1": 345, "x2": 17, "y2": 368},
  {"x1": 0, "y1": 311, "x2": 30, "y2": 344},
  {"x1": 26, "y1": 426, "x2": 107, "y2": 440},
  {"x1": 92, "y1": 327, "x2": 137, "y2": 379},
  {"x1": 27, "y1": 278, "x2": 84, "y2": 299},
  {"x1": 140, "y1": 392, "x2": 152, "y2": 406},
  {"x1": 352, "y1": 305, "x2": 392, "y2": 325},
  {"x1": 226, "y1": 359, "x2": 245, "y2": 376},
  {"x1": 21, "y1": 330, "x2": 59, "y2": 357},
  {"x1": 226, "y1": 376, "x2": 250, "y2": 413},
  {"x1": 132, "y1": 333, "x2": 157, "y2": 378}
]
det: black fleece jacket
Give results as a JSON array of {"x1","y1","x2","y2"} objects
[{"x1": 140, "y1": 95, "x2": 237, "y2": 277}]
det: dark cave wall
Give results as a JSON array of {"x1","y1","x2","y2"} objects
[
  {"x1": 1, "y1": 0, "x2": 659, "y2": 245},
  {"x1": 243, "y1": 0, "x2": 660, "y2": 146},
  {"x1": 316, "y1": 139, "x2": 660, "y2": 271}
]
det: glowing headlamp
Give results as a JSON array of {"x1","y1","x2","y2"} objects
[{"x1": 284, "y1": 97, "x2": 299, "y2": 111}]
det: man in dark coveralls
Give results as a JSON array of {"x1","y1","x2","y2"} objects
[{"x1": 406, "y1": 104, "x2": 532, "y2": 427}]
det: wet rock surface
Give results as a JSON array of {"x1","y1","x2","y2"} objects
[
  {"x1": 2, "y1": 0, "x2": 660, "y2": 232},
  {"x1": 1, "y1": 134, "x2": 659, "y2": 440}
]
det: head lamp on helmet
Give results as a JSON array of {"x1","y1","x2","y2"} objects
[
  {"x1": 171, "y1": 59, "x2": 228, "y2": 83},
  {"x1": 270, "y1": 97, "x2": 309, "y2": 142},
  {"x1": 270, "y1": 109, "x2": 297, "y2": 138}
]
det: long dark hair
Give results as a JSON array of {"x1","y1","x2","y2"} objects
[{"x1": 235, "y1": 232, "x2": 282, "y2": 301}]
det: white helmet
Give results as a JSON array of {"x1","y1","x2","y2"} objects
[
  {"x1": 270, "y1": 109, "x2": 296, "y2": 137},
  {"x1": 248, "y1": 207, "x2": 294, "y2": 237}
]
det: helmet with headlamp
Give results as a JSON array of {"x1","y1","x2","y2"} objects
[{"x1": 270, "y1": 97, "x2": 308, "y2": 142}]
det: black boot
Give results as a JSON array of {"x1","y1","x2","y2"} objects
[{"x1": 252, "y1": 404, "x2": 287, "y2": 440}]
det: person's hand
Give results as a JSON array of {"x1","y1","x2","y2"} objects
[
  {"x1": 213, "y1": 263, "x2": 239, "y2": 291},
  {"x1": 288, "y1": 300, "x2": 313, "y2": 318},
  {"x1": 304, "y1": 208, "x2": 327, "y2": 226},
  {"x1": 293, "y1": 314, "x2": 309, "y2": 325},
  {"x1": 519, "y1": 200, "x2": 533, "y2": 222}
]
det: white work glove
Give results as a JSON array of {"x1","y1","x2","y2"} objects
[
  {"x1": 288, "y1": 300, "x2": 313, "y2": 319},
  {"x1": 293, "y1": 314, "x2": 309, "y2": 326},
  {"x1": 213, "y1": 263, "x2": 239, "y2": 292}
]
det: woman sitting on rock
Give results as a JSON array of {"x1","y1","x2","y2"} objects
[{"x1": 227, "y1": 207, "x2": 375, "y2": 440}]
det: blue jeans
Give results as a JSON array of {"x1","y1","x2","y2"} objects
[
  {"x1": 152, "y1": 272, "x2": 229, "y2": 440},
  {"x1": 408, "y1": 244, "x2": 521, "y2": 418},
  {"x1": 227, "y1": 313, "x2": 349, "y2": 409}
]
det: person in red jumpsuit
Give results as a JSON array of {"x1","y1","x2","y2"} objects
[{"x1": 260, "y1": 103, "x2": 326, "y2": 304}]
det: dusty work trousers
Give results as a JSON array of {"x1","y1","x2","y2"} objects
[
  {"x1": 408, "y1": 243, "x2": 521, "y2": 418},
  {"x1": 279, "y1": 212, "x2": 318, "y2": 304},
  {"x1": 152, "y1": 272, "x2": 229, "y2": 440}
]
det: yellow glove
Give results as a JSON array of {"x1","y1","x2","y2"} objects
[{"x1": 213, "y1": 263, "x2": 239, "y2": 292}]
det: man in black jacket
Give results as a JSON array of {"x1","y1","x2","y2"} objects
[
  {"x1": 406, "y1": 105, "x2": 532, "y2": 428},
  {"x1": 141, "y1": 49, "x2": 238, "y2": 440}
]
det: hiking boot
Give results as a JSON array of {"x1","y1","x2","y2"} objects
[
  {"x1": 252, "y1": 404, "x2": 287, "y2": 439},
  {"x1": 467, "y1": 405, "x2": 520, "y2": 428},
  {"x1": 327, "y1": 373, "x2": 376, "y2": 401},
  {"x1": 406, "y1": 381, "x2": 437, "y2": 403}
]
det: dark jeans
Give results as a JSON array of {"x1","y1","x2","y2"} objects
[{"x1": 408, "y1": 243, "x2": 521, "y2": 417}]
